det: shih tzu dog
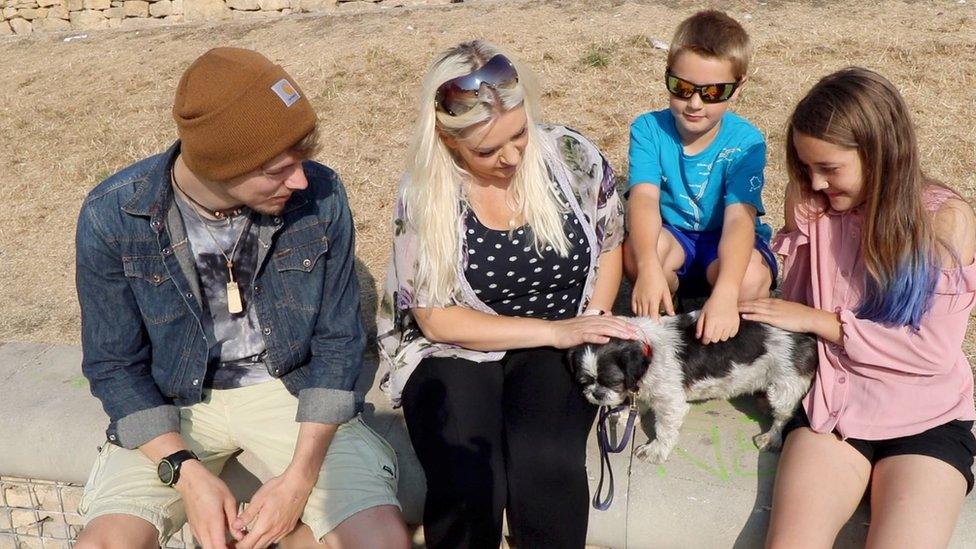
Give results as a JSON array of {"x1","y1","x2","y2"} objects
[{"x1": 568, "y1": 311, "x2": 817, "y2": 463}]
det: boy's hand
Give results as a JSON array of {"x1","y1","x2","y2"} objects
[
  {"x1": 697, "y1": 293, "x2": 740, "y2": 344},
  {"x1": 631, "y1": 265, "x2": 675, "y2": 319}
]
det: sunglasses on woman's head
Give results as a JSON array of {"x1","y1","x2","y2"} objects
[
  {"x1": 664, "y1": 72, "x2": 741, "y2": 103},
  {"x1": 435, "y1": 54, "x2": 519, "y2": 117}
]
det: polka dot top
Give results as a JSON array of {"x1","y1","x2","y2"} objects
[{"x1": 463, "y1": 210, "x2": 591, "y2": 320}]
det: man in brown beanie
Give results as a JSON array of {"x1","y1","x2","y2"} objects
[{"x1": 74, "y1": 47, "x2": 408, "y2": 549}]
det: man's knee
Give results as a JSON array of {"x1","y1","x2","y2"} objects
[
  {"x1": 318, "y1": 505, "x2": 410, "y2": 549},
  {"x1": 75, "y1": 515, "x2": 158, "y2": 549},
  {"x1": 350, "y1": 513, "x2": 410, "y2": 549}
]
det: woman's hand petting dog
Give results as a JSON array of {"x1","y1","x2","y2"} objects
[{"x1": 549, "y1": 315, "x2": 641, "y2": 348}]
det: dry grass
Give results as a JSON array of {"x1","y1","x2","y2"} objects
[{"x1": 1, "y1": 0, "x2": 975, "y2": 357}]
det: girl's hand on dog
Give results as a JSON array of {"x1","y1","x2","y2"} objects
[
  {"x1": 739, "y1": 298, "x2": 818, "y2": 333},
  {"x1": 549, "y1": 315, "x2": 641, "y2": 348},
  {"x1": 740, "y1": 298, "x2": 844, "y2": 343},
  {"x1": 697, "y1": 293, "x2": 740, "y2": 344}
]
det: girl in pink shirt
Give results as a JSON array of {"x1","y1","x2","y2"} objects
[{"x1": 739, "y1": 67, "x2": 976, "y2": 548}]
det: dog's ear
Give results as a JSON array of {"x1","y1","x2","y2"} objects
[
  {"x1": 621, "y1": 343, "x2": 651, "y2": 389},
  {"x1": 565, "y1": 345, "x2": 580, "y2": 372}
]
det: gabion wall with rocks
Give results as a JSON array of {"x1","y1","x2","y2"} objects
[
  {"x1": 0, "y1": 0, "x2": 461, "y2": 36},
  {"x1": 0, "y1": 476, "x2": 198, "y2": 547}
]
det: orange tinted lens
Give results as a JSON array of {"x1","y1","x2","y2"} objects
[
  {"x1": 666, "y1": 75, "x2": 694, "y2": 98},
  {"x1": 701, "y1": 84, "x2": 737, "y2": 102},
  {"x1": 700, "y1": 84, "x2": 724, "y2": 101}
]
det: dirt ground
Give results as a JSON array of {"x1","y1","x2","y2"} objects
[{"x1": 0, "y1": 0, "x2": 974, "y2": 357}]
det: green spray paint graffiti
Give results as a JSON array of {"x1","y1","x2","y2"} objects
[
  {"x1": 638, "y1": 399, "x2": 780, "y2": 482},
  {"x1": 65, "y1": 376, "x2": 89, "y2": 389}
]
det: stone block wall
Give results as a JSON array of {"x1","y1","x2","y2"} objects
[
  {"x1": 0, "y1": 0, "x2": 460, "y2": 35},
  {"x1": 0, "y1": 0, "x2": 184, "y2": 35}
]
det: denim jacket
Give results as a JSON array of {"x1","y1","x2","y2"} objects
[{"x1": 76, "y1": 143, "x2": 365, "y2": 449}]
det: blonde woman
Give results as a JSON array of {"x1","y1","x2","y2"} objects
[{"x1": 376, "y1": 40, "x2": 635, "y2": 548}]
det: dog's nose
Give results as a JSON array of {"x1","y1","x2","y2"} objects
[{"x1": 593, "y1": 387, "x2": 609, "y2": 400}]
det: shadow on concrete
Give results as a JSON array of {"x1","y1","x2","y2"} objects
[
  {"x1": 731, "y1": 447, "x2": 780, "y2": 548},
  {"x1": 728, "y1": 394, "x2": 773, "y2": 432}
]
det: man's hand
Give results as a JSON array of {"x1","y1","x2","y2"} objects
[
  {"x1": 232, "y1": 469, "x2": 316, "y2": 549},
  {"x1": 631, "y1": 264, "x2": 675, "y2": 319},
  {"x1": 697, "y1": 293, "x2": 740, "y2": 344},
  {"x1": 175, "y1": 460, "x2": 238, "y2": 549}
]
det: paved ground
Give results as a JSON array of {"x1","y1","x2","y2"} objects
[{"x1": 2, "y1": 340, "x2": 975, "y2": 547}]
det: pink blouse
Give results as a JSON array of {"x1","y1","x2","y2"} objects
[{"x1": 773, "y1": 187, "x2": 976, "y2": 440}]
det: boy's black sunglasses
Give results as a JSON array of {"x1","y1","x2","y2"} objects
[
  {"x1": 665, "y1": 72, "x2": 741, "y2": 103},
  {"x1": 435, "y1": 54, "x2": 519, "y2": 117}
]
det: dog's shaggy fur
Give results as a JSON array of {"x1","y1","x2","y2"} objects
[{"x1": 568, "y1": 311, "x2": 817, "y2": 463}]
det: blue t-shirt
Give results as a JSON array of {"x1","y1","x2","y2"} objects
[{"x1": 627, "y1": 109, "x2": 772, "y2": 243}]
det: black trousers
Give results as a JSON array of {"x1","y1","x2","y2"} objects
[{"x1": 401, "y1": 347, "x2": 597, "y2": 549}]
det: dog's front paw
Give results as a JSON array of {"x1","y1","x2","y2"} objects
[
  {"x1": 635, "y1": 440, "x2": 672, "y2": 464},
  {"x1": 754, "y1": 431, "x2": 783, "y2": 452}
]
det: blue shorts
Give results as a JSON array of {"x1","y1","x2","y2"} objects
[{"x1": 662, "y1": 224, "x2": 778, "y2": 289}]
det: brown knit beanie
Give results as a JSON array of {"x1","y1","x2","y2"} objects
[{"x1": 173, "y1": 47, "x2": 317, "y2": 181}]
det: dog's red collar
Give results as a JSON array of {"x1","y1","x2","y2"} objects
[{"x1": 641, "y1": 341, "x2": 653, "y2": 358}]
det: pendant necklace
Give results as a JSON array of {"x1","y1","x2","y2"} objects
[
  {"x1": 171, "y1": 170, "x2": 251, "y2": 314},
  {"x1": 171, "y1": 172, "x2": 245, "y2": 219}
]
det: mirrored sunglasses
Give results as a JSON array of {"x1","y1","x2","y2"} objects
[
  {"x1": 435, "y1": 54, "x2": 519, "y2": 117},
  {"x1": 665, "y1": 72, "x2": 740, "y2": 104}
]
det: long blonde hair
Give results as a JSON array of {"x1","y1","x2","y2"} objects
[{"x1": 403, "y1": 40, "x2": 569, "y2": 306}]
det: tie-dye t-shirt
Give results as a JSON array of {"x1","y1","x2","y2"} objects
[{"x1": 175, "y1": 195, "x2": 273, "y2": 389}]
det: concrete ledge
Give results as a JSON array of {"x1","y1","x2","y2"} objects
[{"x1": 2, "y1": 341, "x2": 974, "y2": 547}]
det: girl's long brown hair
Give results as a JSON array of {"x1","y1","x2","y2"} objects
[{"x1": 785, "y1": 67, "x2": 947, "y2": 328}]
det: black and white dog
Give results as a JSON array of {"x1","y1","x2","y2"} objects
[{"x1": 568, "y1": 311, "x2": 817, "y2": 463}]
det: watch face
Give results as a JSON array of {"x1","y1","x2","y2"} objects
[{"x1": 157, "y1": 460, "x2": 176, "y2": 485}]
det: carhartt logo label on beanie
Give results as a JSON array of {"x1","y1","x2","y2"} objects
[
  {"x1": 173, "y1": 47, "x2": 318, "y2": 182},
  {"x1": 271, "y1": 79, "x2": 301, "y2": 107}
]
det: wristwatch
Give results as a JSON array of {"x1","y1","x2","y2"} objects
[{"x1": 157, "y1": 450, "x2": 199, "y2": 487}]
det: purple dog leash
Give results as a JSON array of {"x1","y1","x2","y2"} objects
[{"x1": 592, "y1": 394, "x2": 639, "y2": 511}]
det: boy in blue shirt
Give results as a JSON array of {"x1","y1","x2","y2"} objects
[{"x1": 624, "y1": 10, "x2": 776, "y2": 344}]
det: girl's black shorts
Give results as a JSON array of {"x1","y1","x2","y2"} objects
[{"x1": 783, "y1": 409, "x2": 976, "y2": 494}]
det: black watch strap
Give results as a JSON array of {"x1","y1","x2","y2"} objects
[{"x1": 157, "y1": 449, "x2": 198, "y2": 487}]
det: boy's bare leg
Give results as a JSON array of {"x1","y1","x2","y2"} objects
[
  {"x1": 623, "y1": 229, "x2": 684, "y2": 287},
  {"x1": 705, "y1": 249, "x2": 771, "y2": 301},
  {"x1": 624, "y1": 230, "x2": 685, "y2": 319}
]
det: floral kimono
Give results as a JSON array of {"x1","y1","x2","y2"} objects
[{"x1": 377, "y1": 124, "x2": 625, "y2": 406}]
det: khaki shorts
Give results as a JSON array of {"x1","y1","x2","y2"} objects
[{"x1": 79, "y1": 380, "x2": 400, "y2": 545}]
